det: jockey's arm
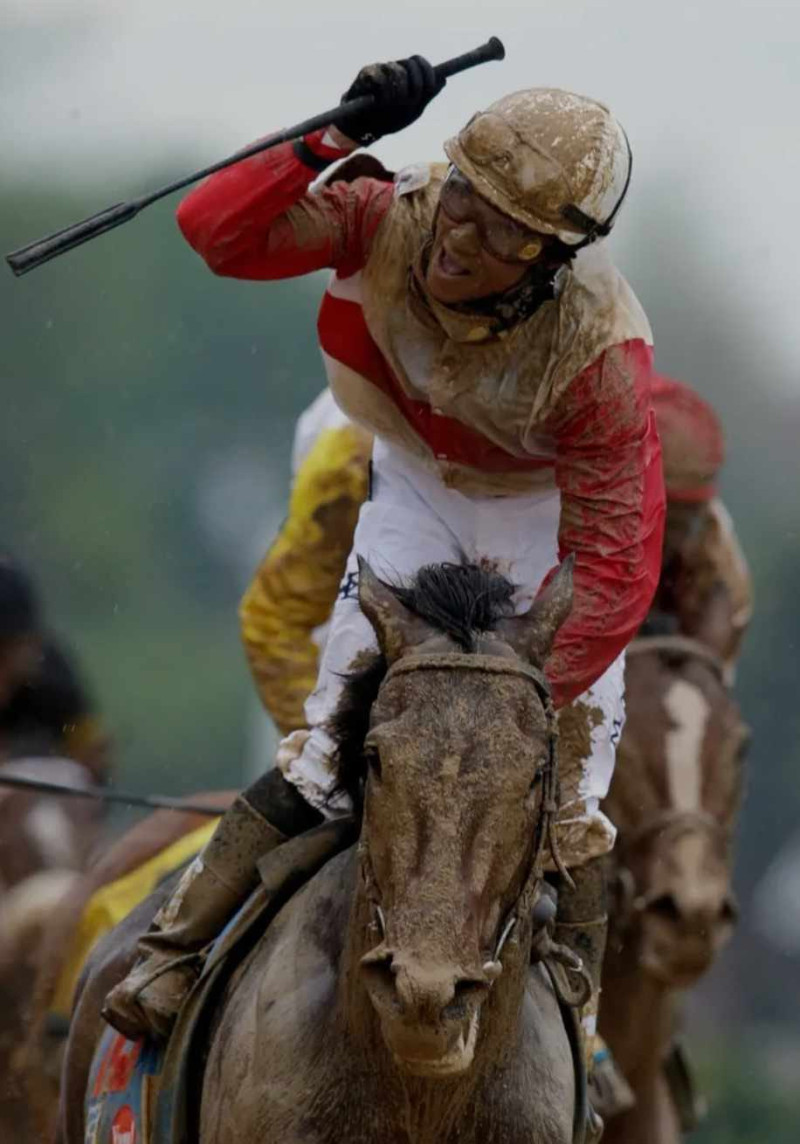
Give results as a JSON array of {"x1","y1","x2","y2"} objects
[
  {"x1": 239, "y1": 423, "x2": 371, "y2": 734},
  {"x1": 176, "y1": 129, "x2": 394, "y2": 279},
  {"x1": 541, "y1": 341, "x2": 666, "y2": 709},
  {"x1": 676, "y1": 497, "x2": 753, "y2": 676}
]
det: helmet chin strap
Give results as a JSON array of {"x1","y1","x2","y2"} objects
[{"x1": 560, "y1": 128, "x2": 633, "y2": 251}]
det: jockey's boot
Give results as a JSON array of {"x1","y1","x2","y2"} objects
[
  {"x1": 555, "y1": 857, "x2": 635, "y2": 1134},
  {"x1": 102, "y1": 768, "x2": 322, "y2": 1042}
]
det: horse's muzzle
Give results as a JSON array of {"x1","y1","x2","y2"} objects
[{"x1": 361, "y1": 945, "x2": 490, "y2": 1076}]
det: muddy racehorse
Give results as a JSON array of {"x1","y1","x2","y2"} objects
[
  {"x1": 18, "y1": 789, "x2": 235, "y2": 1143},
  {"x1": 0, "y1": 756, "x2": 104, "y2": 1143},
  {"x1": 61, "y1": 559, "x2": 593, "y2": 1144},
  {"x1": 600, "y1": 588, "x2": 746, "y2": 1144},
  {"x1": 41, "y1": 589, "x2": 746, "y2": 1144}
]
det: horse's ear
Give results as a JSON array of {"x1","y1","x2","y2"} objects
[
  {"x1": 497, "y1": 555, "x2": 575, "y2": 667},
  {"x1": 357, "y1": 557, "x2": 432, "y2": 663},
  {"x1": 692, "y1": 582, "x2": 736, "y2": 661}
]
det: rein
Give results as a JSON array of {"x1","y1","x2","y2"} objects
[
  {"x1": 626, "y1": 633, "x2": 726, "y2": 684},
  {"x1": 357, "y1": 651, "x2": 565, "y2": 974}
]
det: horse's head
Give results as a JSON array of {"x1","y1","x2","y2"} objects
[
  {"x1": 605, "y1": 597, "x2": 747, "y2": 989},
  {"x1": 332, "y1": 558, "x2": 573, "y2": 1078}
]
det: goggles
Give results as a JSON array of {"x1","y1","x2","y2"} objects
[{"x1": 438, "y1": 167, "x2": 545, "y2": 264}]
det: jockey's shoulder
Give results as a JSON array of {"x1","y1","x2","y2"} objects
[
  {"x1": 392, "y1": 161, "x2": 449, "y2": 199},
  {"x1": 566, "y1": 245, "x2": 651, "y2": 340}
]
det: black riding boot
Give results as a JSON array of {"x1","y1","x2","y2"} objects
[{"x1": 102, "y1": 769, "x2": 322, "y2": 1042}]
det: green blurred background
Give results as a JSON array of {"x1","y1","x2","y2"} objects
[{"x1": 3, "y1": 1, "x2": 800, "y2": 1137}]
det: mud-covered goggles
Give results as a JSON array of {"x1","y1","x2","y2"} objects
[{"x1": 438, "y1": 167, "x2": 545, "y2": 264}]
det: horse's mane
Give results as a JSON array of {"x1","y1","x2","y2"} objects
[{"x1": 328, "y1": 561, "x2": 517, "y2": 813}]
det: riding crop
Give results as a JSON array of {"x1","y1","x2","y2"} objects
[
  {"x1": 6, "y1": 36, "x2": 504, "y2": 277},
  {"x1": 0, "y1": 768, "x2": 229, "y2": 815}
]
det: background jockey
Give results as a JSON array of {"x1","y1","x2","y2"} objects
[
  {"x1": 240, "y1": 390, "x2": 373, "y2": 736},
  {"x1": 105, "y1": 59, "x2": 665, "y2": 1111},
  {"x1": 0, "y1": 555, "x2": 109, "y2": 781},
  {"x1": 649, "y1": 376, "x2": 752, "y2": 678},
  {"x1": 244, "y1": 378, "x2": 750, "y2": 734}
]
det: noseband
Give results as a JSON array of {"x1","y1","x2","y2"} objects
[{"x1": 357, "y1": 651, "x2": 564, "y2": 972}]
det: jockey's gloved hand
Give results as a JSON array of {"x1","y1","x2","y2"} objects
[{"x1": 333, "y1": 56, "x2": 445, "y2": 146}]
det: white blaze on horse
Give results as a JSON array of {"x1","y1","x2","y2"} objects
[{"x1": 600, "y1": 590, "x2": 747, "y2": 1144}]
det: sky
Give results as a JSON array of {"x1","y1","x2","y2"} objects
[{"x1": 2, "y1": 0, "x2": 800, "y2": 392}]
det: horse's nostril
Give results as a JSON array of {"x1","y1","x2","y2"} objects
[
  {"x1": 441, "y1": 977, "x2": 488, "y2": 1019},
  {"x1": 361, "y1": 950, "x2": 396, "y2": 990},
  {"x1": 648, "y1": 893, "x2": 681, "y2": 922},
  {"x1": 455, "y1": 977, "x2": 489, "y2": 1001}
]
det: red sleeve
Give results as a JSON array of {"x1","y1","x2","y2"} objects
[
  {"x1": 175, "y1": 129, "x2": 394, "y2": 280},
  {"x1": 540, "y1": 339, "x2": 665, "y2": 708}
]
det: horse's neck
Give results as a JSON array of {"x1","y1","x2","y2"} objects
[{"x1": 601, "y1": 938, "x2": 676, "y2": 1085}]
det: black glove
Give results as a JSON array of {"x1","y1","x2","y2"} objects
[{"x1": 333, "y1": 56, "x2": 445, "y2": 146}]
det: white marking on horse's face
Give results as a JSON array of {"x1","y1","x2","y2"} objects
[
  {"x1": 663, "y1": 680, "x2": 711, "y2": 812},
  {"x1": 25, "y1": 800, "x2": 79, "y2": 869}
]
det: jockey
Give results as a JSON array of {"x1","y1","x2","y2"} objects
[
  {"x1": 240, "y1": 389, "x2": 372, "y2": 736},
  {"x1": 649, "y1": 376, "x2": 752, "y2": 677},
  {"x1": 0, "y1": 636, "x2": 111, "y2": 783},
  {"x1": 105, "y1": 57, "x2": 666, "y2": 1089},
  {"x1": 245, "y1": 377, "x2": 750, "y2": 732}
]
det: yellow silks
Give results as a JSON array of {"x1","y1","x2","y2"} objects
[
  {"x1": 50, "y1": 818, "x2": 220, "y2": 1020},
  {"x1": 240, "y1": 423, "x2": 371, "y2": 734}
]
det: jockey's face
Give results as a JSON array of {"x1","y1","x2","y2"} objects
[{"x1": 427, "y1": 170, "x2": 540, "y2": 305}]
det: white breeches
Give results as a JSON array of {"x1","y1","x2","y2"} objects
[{"x1": 277, "y1": 439, "x2": 623, "y2": 865}]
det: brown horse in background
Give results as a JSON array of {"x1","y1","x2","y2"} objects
[
  {"x1": 601, "y1": 590, "x2": 746, "y2": 1144},
  {"x1": 0, "y1": 756, "x2": 105, "y2": 1143},
  {"x1": 16, "y1": 788, "x2": 235, "y2": 1144}
]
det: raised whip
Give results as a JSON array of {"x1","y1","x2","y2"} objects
[{"x1": 6, "y1": 37, "x2": 504, "y2": 276}]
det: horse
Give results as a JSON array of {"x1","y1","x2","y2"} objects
[
  {"x1": 600, "y1": 589, "x2": 747, "y2": 1144},
  {"x1": 0, "y1": 755, "x2": 104, "y2": 1143},
  {"x1": 18, "y1": 789, "x2": 236, "y2": 1144},
  {"x1": 62, "y1": 558, "x2": 589, "y2": 1144}
]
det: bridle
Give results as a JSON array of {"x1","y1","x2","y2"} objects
[
  {"x1": 356, "y1": 650, "x2": 565, "y2": 974},
  {"x1": 614, "y1": 634, "x2": 733, "y2": 920},
  {"x1": 626, "y1": 633, "x2": 726, "y2": 684}
]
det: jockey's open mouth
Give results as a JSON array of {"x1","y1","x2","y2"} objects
[{"x1": 436, "y1": 243, "x2": 472, "y2": 277}]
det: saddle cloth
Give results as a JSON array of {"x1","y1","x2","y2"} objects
[{"x1": 84, "y1": 819, "x2": 357, "y2": 1144}]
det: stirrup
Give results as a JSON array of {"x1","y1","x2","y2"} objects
[
  {"x1": 537, "y1": 935, "x2": 593, "y2": 1011},
  {"x1": 589, "y1": 1042, "x2": 635, "y2": 1122}
]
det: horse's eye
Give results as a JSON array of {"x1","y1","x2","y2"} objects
[{"x1": 364, "y1": 747, "x2": 382, "y2": 780}]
